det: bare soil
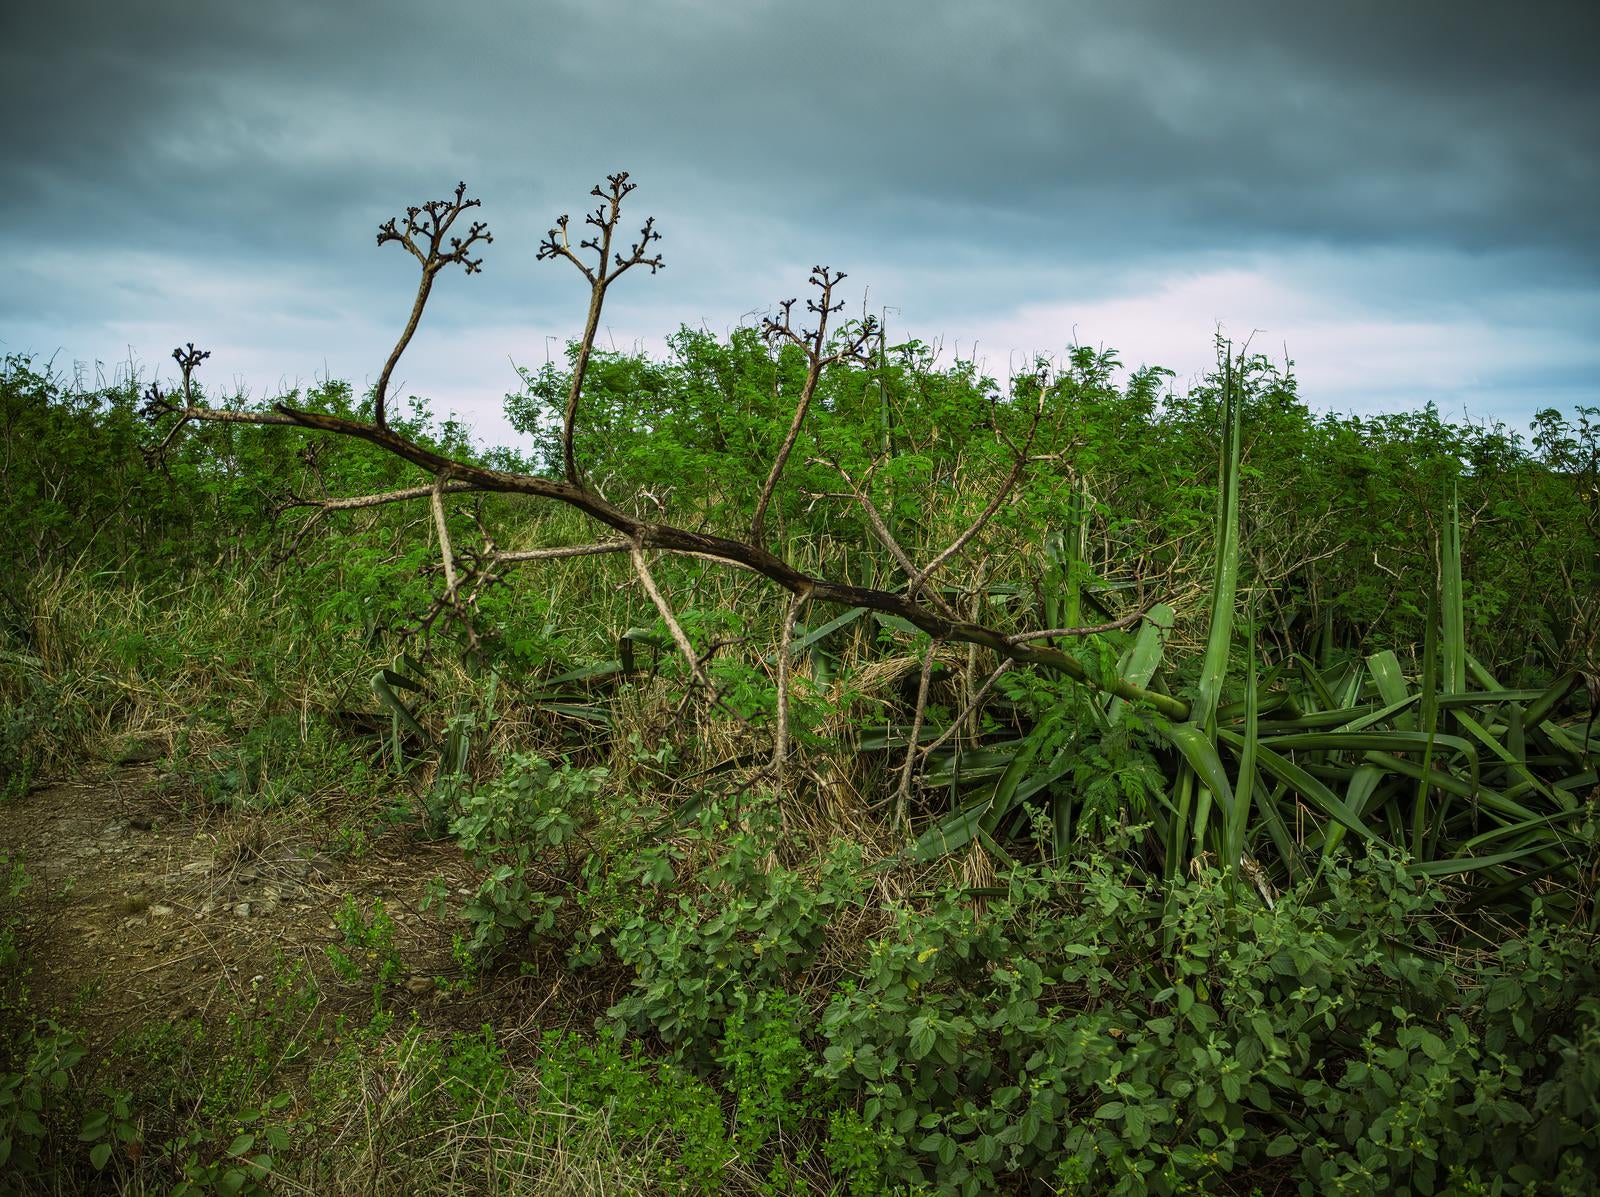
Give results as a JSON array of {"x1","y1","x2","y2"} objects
[{"x1": 1, "y1": 763, "x2": 609, "y2": 1062}]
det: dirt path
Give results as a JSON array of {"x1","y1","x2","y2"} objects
[{"x1": 0, "y1": 764, "x2": 586, "y2": 1054}]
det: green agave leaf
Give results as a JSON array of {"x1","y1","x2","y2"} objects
[
  {"x1": 375, "y1": 667, "x2": 426, "y2": 694},
  {"x1": 1218, "y1": 733, "x2": 1382, "y2": 844},
  {"x1": 1458, "y1": 810, "x2": 1582, "y2": 853},
  {"x1": 1262, "y1": 731, "x2": 1478, "y2": 783},
  {"x1": 1162, "y1": 722, "x2": 1236, "y2": 861},
  {"x1": 1106, "y1": 603, "x2": 1174, "y2": 724},
  {"x1": 913, "y1": 734, "x2": 1044, "y2": 862},
  {"x1": 789, "y1": 606, "x2": 869, "y2": 653},
  {"x1": 1366, "y1": 651, "x2": 1415, "y2": 729},
  {"x1": 1453, "y1": 708, "x2": 1567, "y2": 807},
  {"x1": 1441, "y1": 485, "x2": 1465, "y2": 697},
  {"x1": 1320, "y1": 764, "x2": 1389, "y2": 862},
  {"x1": 1330, "y1": 696, "x2": 1420, "y2": 733},
  {"x1": 1296, "y1": 654, "x2": 1338, "y2": 712},
  {"x1": 1356, "y1": 751, "x2": 1535, "y2": 823},
  {"x1": 538, "y1": 660, "x2": 626, "y2": 690},
  {"x1": 1413, "y1": 845, "x2": 1558, "y2": 878},
  {"x1": 535, "y1": 702, "x2": 613, "y2": 728},
  {"x1": 1227, "y1": 627, "x2": 1260, "y2": 879},
  {"x1": 1525, "y1": 672, "x2": 1582, "y2": 729},
  {"x1": 873, "y1": 612, "x2": 923, "y2": 637},
  {"x1": 1191, "y1": 352, "x2": 1243, "y2": 734},
  {"x1": 370, "y1": 668, "x2": 434, "y2": 767}
]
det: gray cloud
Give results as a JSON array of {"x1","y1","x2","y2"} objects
[{"x1": 2, "y1": 0, "x2": 1595, "y2": 434}]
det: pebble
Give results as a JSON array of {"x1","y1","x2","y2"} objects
[
  {"x1": 148, "y1": 904, "x2": 175, "y2": 917},
  {"x1": 233, "y1": 901, "x2": 252, "y2": 918}
]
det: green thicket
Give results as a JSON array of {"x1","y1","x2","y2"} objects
[{"x1": 2, "y1": 335, "x2": 1597, "y2": 1196}]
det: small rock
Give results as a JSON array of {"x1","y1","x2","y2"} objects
[
  {"x1": 148, "y1": 904, "x2": 175, "y2": 917},
  {"x1": 406, "y1": 976, "x2": 436, "y2": 996},
  {"x1": 236, "y1": 866, "x2": 258, "y2": 885},
  {"x1": 198, "y1": 900, "x2": 216, "y2": 916},
  {"x1": 233, "y1": 902, "x2": 252, "y2": 918}
]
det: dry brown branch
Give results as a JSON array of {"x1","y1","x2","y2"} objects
[
  {"x1": 895, "y1": 644, "x2": 939, "y2": 827},
  {"x1": 487, "y1": 541, "x2": 631, "y2": 565},
  {"x1": 630, "y1": 544, "x2": 708, "y2": 687},
  {"x1": 155, "y1": 392, "x2": 1187, "y2": 716},
  {"x1": 430, "y1": 475, "x2": 460, "y2": 604},
  {"x1": 278, "y1": 480, "x2": 478, "y2": 514},
  {"x1": 141, "y1": 174, "x2": 1190, "y2": 723}
]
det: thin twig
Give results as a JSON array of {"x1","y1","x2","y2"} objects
[
  {"x1": 909, "y1": 454, "x2": 1025, "y2": 598},
  {"x1": 895, "y1": 643, "x2": 939, "y2": 828},
  {"x1": 829, "y1": 463, "x2": 962, "y2": 622},
  {"x1": 918, "y1": 657, "x2": 1017, "y2": 759},
  {"x1": 751, "y1": 268, "x2": 878, "y2": 544},
  {"x1": 1007, "y1": 607, "x2": 1151, "y2": 643},
  {"x1": 773, "y1": 588, "x2": 811, "y2": 788},
  {"x1": 430, "y1": 475, "x2": 459, "y2": 603},
  {"x1": 488, "y1": 541, "x2": 632, "y2": 564}
]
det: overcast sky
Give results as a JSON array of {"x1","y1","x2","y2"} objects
[{"x1": 4, "y1": 0, "x2": 1596, "y2": 445}]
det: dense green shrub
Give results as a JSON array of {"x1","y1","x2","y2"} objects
[{"x1": 576, "y1": 806, "x2": 1598, "y2": 1195}]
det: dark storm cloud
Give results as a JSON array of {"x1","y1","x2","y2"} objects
[{"x1": 2, "y1": 0, "x2": 1595, "y2": 432}]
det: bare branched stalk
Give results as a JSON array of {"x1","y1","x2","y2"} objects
[
  {"x1": 373, "y1": 182, "x2": 492, "y2": 429},
  {"x1": 752, "y1": 271, "x2": 878, "y2": 545},
  {"x1": 537, "y1": 172, "x2": 664, "y2": 486}
]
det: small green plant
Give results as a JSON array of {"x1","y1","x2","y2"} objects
[
  {"x1": 0, "y1": 1019, "x2": 85, "y2": 1178},
  {"x1": 1, "y1": 849, "x2": 27, "y2": 972},
  {"x1": 167, "y1": 1094, "x2": 293, "y2": 1197},
  {"x1": 449, "y1": 752, "x2": 607, "y2": 960},
  {"x1": 539, "y1": 1027, "x2": 733, "y2": 1194},
  {"x1": 603, "y1": 799, "x2": 869, "y2": 1061},
  {"x1": 325, "y1": 894, "x2": 405, "y2": 991},
  {"x1": 717, "y1": 988, "x2": 824, "y2": 1187}
]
